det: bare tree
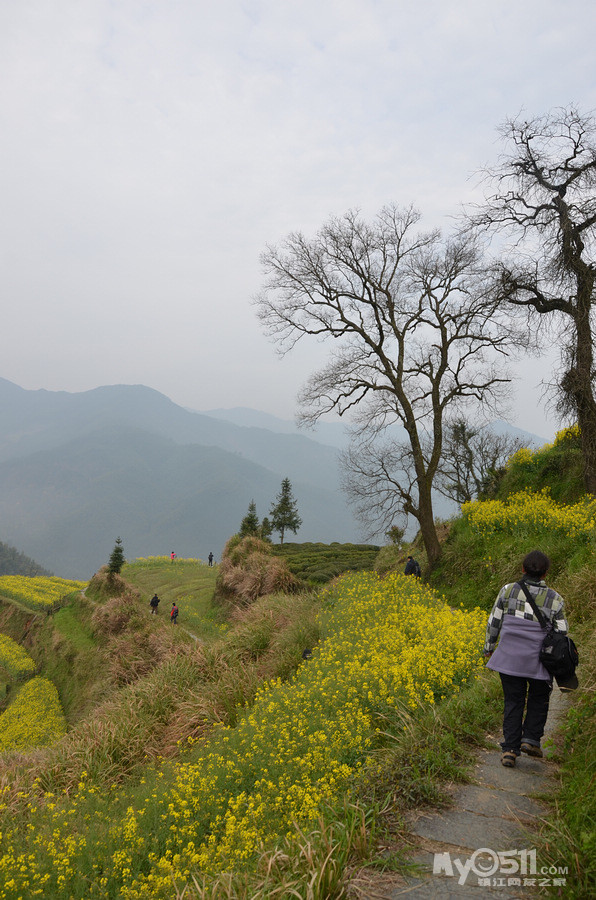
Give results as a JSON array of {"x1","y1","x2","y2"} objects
[
  {"x1": 469, "y1": 106, "x2": 596, "y2": 492},
  {"x1": 436, "y1": 419, "x2": 527, "y2": 505},
  {"x1": 256, "y1": 205, "x2": 517, "y2": 565}
]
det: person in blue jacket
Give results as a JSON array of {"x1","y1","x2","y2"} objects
[{"x1": 404, "y1": 556, "x2": 421, "y2": 577}]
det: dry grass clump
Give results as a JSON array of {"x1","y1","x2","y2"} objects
[
  {"x1": 216, "y1": 536, "x2": 301, "y2": 606},
  {"x1": 224, "y1": 551, "x2": 272, "y2": 602},
  {"x1": 90, "y1": 592, "x2": 142, "y2": 636},
  {"x1": 263, "y1": 560, "x2": 301, "y2": 595},
  {"x1": 182, "y1": 802, "x2": 374, "y2": 900},
  {"x1": 87, "y1": 566, "x2": 137, "y2": 601},
  {"x1": 89, "y1": 586, "x2": 181, "y2": 687},
  {"x1": 107, "y1": 630, "x2": 175, "y2": 685}
]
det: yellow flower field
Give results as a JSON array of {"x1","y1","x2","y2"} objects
[
  {"x1": 0, "y1": 576, "x2": 87, "y2": 612},
  {"x1": 0, "y1": 572, "x2": 486, "y2": 899},
  {"x1": 506, "y1": 424, "x2": 580, "y2": 469},
  {"x1": 127, "y1": 556, "x2": 204, "y2": 567},
  {"x1": 0, "y1": 634, "x2": 36, "y2": 680},
  {"x1": 462, "y1": 489, "x2": 596, "y2": 540},
  {"x1": 0, "y1": 676, "x2": 66, "y2": 753}
]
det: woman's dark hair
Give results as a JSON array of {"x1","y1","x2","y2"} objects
[{"x1": 523, "y1": 550, "x2": 550, "y2": 578}]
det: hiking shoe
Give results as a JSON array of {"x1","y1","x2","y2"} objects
[
  {"x1": 521, "y1": 742, "x2": 543, "y2": 758},
  {"x1": 501, "y1": 751, "x2": 516, "y2": 768}
]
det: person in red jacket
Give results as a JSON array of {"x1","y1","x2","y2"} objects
[{"x1": 170, "y1": 603, "x2": 179, "y2": 624}]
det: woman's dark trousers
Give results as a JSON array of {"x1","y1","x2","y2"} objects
[{"x1": 499, "y1": 673, "x2": 552, "y2": 754}]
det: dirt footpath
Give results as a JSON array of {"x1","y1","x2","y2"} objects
[{"x1": 349, "y1": 688, "x2": 571, "y2": 899}]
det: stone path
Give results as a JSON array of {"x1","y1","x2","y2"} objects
[{"x1": 349, "y1": 688, "x2": 571, "y2": 899}]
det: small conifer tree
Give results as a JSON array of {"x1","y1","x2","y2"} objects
[
  {"x1": 270, "y1": 478, "x2": 302, "y2": 545},
  {"x1": 260, "y1": 516, "x2": 273, "y2": 542},
  {"x1": 108, "y1": 537, "x2": 125, "y2": 575},
  {"x1": 239, "y1": 500, "x2": 260, "y2": 537}
]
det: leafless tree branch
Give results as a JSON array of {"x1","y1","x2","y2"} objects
[{"x1": 255, "y1": 204, "x2": 521, "y2": 563}]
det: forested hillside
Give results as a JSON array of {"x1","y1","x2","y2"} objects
[{"x1": 0, "y1": 540, "x2": 51, "y2": 576}]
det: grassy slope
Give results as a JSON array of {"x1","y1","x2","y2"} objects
[
  {"x1": 0, "y1": 559, "x2": 221, "y2": 727},
  {"x1": 35, "y1": 597, "x2": 105, "y2": 722},
  {"x1": 0, "y1": 591, "x2": 105, "y2": 723},
  {"x1": 122, "y1": 557, "x2": 223, "y2": 638},
  {"x1": 0, "y1": 499, "x2": 593, "y2": 897}
]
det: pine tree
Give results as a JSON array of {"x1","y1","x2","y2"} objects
[
  {"x1": 108, "y1": 537, "x2": 125, "y2": 575},
  {"x1": 270, "y1": 478, "x2": 302, "y2": 545},
  {"x1": 260, "y1": 516, "x2": 273, "y2": 542},
  {"x1": 239, "y1": 500, "x2": 260, "y2": 537}
]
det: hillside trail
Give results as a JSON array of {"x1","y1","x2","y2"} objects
[
  {"x1": 180, "y1": 625, "x2": 202, "y2": 642},
  {"x1": 349, "y1": 687, "x2": 571, "y2": 899}
]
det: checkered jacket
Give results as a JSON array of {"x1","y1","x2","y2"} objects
[{"x1": 484, "y1": 579, "x2": 568, "y2": 655}]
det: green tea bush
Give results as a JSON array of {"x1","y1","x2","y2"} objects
[{"x1": 275, "y1": 542, "x2": 380, "y2": 584}]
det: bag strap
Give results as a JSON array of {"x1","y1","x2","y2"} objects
[{"x1": 517, "y1": 581, "x2": 549, "y2": 630}]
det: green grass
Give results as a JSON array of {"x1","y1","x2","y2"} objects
[
  {"x1": 52, "y1": 605, "x2": 96, "y2": 651},
  {"x1": 534, "y1": 619, "x2": 596, "y2": 898},
  {"x1": 428, "y1": 513, "x2": 596, "y2": 615},
  {"x1": 498, "y1": 446, "x2": 584, "y2": 502},
  {"x1": 32, "y1": 598, "x2": 105, "y2": 723},
  {"x1": 123, "y1": 557, "x2": 222, "y2": 637}
]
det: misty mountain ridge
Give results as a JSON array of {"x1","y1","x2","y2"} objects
[
  {"x1": 0, "y1": 378, "x2": 545, "y2": 579},
  {"x1": 201, "y1": 406, "x2": 351, "y2": 449},
  {"x1": 202, "y1": 405, "x2": 546, "y2": 449},
  {"x1": 0, "y1": 379, "x2": 359, "y2": 578}
]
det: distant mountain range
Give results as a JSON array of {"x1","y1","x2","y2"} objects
[
  {"x1": 0, "y1": 378, "x2": 546, "y2": 580},
  {"x1": 202, "y1": 407, "x2": 544, "y2": 450},
  {"x1": 202, "y1": 407, "x2": 351, "y2": 448},
  {"x1": 0, "y1": 379, "x2": 362, "y2": 578}
]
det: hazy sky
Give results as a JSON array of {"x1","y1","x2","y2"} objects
[{"x1": 2, "y1": 1, "x2": 595, "y2": 440}]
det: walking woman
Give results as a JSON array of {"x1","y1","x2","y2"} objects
[{"x1": 484, "y1": 550, "x2": 569, "y2": 768}]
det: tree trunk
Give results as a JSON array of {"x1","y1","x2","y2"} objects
[
  {"x1": 571, "y1": 313, "x2": 596, "y2": 496},
  {"x1": 578, "y1": 410, "x2": 596, "y2": 495},
  {"x1": 417, "y1": 482, "x2": 442, "y2": 567},
  {"x1": 573, "y1": 286, "x2": 596, "y2": 494}
]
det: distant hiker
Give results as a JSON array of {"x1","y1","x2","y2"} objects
[
  {"x1": 149, "y1": 594, "x2": 160, "y2": 615},
  {"x1": 170, "y1": 551, "x2": 176, "y2": 562},
  {"x1": 208, "y1": 552, "x2": 214, "y2": 567},
  {"x1": 404, "y1": 556, "x2": 421, "y2": 577},
  {"x1": 484, "y1": 550, "x2": 571, "y2": 769},
  {"x1": 170, "y1": 603, "x2": 179, "y2": 624}
]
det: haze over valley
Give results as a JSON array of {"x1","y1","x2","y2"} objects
[
  {"x1": 0, "y1": 378, "x2": 362, "y2": 577},
  {"x1": 0, "y1": 377, "x2": 543, "y2": 579}
]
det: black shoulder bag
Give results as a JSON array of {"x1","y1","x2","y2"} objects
[{"x1": 517, "y1": 581, "x2": 579, "y2": 687}]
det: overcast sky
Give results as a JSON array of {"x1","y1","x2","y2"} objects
[{"x1": 2, "y1": 0, "x2": 595, "y2": 440}]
